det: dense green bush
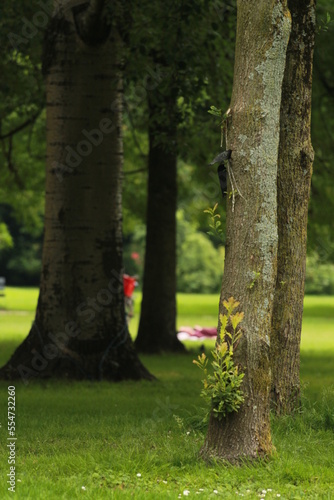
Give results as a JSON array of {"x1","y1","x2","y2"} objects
[
  {"x1": 0, "y1": 222, "x2": 13, "y2": 251},
  {"x1": 177, "y1": 213, "x2": 223, "y2": 293},
  {"x1": 305, "y1": 253, "x2": 334, "y2": 295},
  {"x1": 177, "y1": 231, "x2": 223, "y2": 293}
]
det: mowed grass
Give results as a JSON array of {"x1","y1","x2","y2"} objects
[
  {"x1": 0, "y1": 288, "x2": 334, "y2": 499},
  {"x1": 1, "y1": 288, "x2": 333, "y2": 349}
]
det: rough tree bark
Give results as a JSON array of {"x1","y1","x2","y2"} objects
[
  {"x1": 0, "y1": 0, "x2": 152, "y2": 383},
  {"x1": 200, "y1": 0, "x2": 291, "y2": 461},
  {"x1": 135, "y1": 93, "x2": 184, "y2": 353},
  {"x1": 271, "y1": 0, "x2": 316, "y2": 414}
]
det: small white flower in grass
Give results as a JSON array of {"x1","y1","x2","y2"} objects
[
  {"x1": 199, "y1": 489, "x2": 204, "y2": 491},
  {"x1": 81, "y1": 486, "x2": 86, "y2": 491},
  {"x1": 136, "y1": 473, "x2": 142, "y2": 478},
  {"x1": 214, "y1": 490, "x2": 218, "y2": 494},
  {"x1": 183, "y1": 490, "x2": 190, "y2": 496},
  {"x1": 262, "y1": 491, "x2": 267, "y2": 494},
  {"x1": 163, "y1": 480, "x2": 167, "y2": 484},
  {"x1": 186, "y1": 431, "x2": 190, "y2": 435}
]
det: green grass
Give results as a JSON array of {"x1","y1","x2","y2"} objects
[
  {"x1": 1, "y1": 288, "x2": 334, "y2": 499},
  {"x1": 0, "y1": 287, "x2": 39, "y2": 312}
]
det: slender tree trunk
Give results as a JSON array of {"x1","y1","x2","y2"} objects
[
  {"x1": 135, "y1": 95, "x2": 184, "y2": 353},
  {"x1": 201, "y1": 0, "x2": 290, "y2": 461},
  {"x1": 271, "y1": 0, "x2": 316, "y2": 414},
  {"x1": 0, "y1": 1, "x2": 152, "y2": 383}
]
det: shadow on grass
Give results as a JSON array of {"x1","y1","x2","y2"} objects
[
  {"x1": 0, "y1": 341, "x2": 20, "y2": 369},
  {"x1": 0, "y1": 339, "x2": 332, "y2": 403}
]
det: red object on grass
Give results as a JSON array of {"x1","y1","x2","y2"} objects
[{"x1": 123, "y1": 275, "x2": 136, "y2": 297}]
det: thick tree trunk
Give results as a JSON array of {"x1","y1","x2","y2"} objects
[
  {"x1": 201, "y1": 0, "x2": 290, "y2": 461},
  {"x1": 135, "y1": 96, "x2": 184, "y2": 353},
  {"x1": 0, "y1": 2, "x2": 152, "y2": 383},
  {"x1": 271, "y1": 0, "x2": 316, "y2": 414}
]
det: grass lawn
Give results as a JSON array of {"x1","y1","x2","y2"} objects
[{"x1": 0, "y1": 288, "x2": 334, "y2": 499}]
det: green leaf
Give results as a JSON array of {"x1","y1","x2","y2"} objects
[
  {"x1": 219, "y1": 314, "x2": 228, "y2": 331},
  {"x1": 230, "y1": 311, "x2": 244, "y2": 330},
  {"x1": 208, "y1": 105, "x2": 222, "y2": 117}
]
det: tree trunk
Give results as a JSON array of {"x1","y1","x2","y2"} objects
[
  {"x1": 0, "y1": 1, "x2": 153, "y2": 383},
  {"x1": 201, "y1": 0, "x2": 290, "y2": 462},
  {"x1": 135, "y1": 95, "x2": 184, "y2": 353},
  {"x1": 271, "y1": 0, "x2": 316, "y2": 414}
]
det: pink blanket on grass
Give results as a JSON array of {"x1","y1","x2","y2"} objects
[{"x1": 177, "y1": 326, "x2": 217, "y2": 341}]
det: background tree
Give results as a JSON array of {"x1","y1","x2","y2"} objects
[
  {"x1": 131, "y1": 0, "x2": 235, "y2": 352},
  {"x1": 271, "y1": 0, "x2": 316, "y2": 414},
  {"x1": 201, "y1": 0, "x2": 290, "y2": 461},
  {"x1": 135, "y1": 86, "x2": 181, "y2": 352},
  {"x1": 0, "y1": 0, "x2": 152, "y2": 382}
]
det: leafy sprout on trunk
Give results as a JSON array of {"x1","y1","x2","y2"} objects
[
  {"x1": 204, "y1": 203, "x2": 224, "y2": 242},
  {"x1": 193, "y1": 297, "x2": 245, "y2": 420}
]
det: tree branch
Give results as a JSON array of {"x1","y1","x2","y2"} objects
[
  {"x1": 124, "y1": 168, "x2": 147, "y2": 176},
  {"x1": 1, "y1": 136, "x2": 24, "y2": 189},
  {"x1": 0, "y1": 110, "x2": 42, "y2": 140}
]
